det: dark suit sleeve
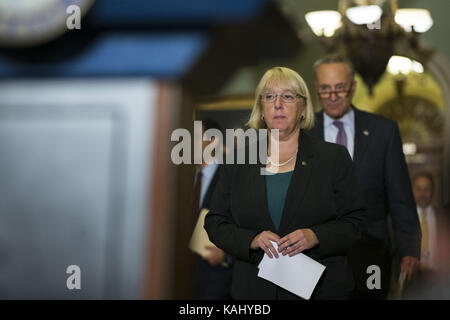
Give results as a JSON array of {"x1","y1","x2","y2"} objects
[
  {"x1": 384, "y1": 122, "x2": 421, "y2": 259},
  {"x1": 204, "y1": 165, "x2": 261, "y2": 264},
  {"x1": 310, "y1": 146, "x2": 367, "y2": 258}
]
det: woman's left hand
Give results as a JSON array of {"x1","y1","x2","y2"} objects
[{"x1": 277, "y1": 229, "x2": 319, "y2": 257}]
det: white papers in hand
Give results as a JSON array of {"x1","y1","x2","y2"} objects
[{"x1": 257, "y1": 241, "x2": 326, "y2": 300}]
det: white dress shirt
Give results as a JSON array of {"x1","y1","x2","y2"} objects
[
  {"x1": 417, "y1": 204, "x2": 438, "y2": 269},
  {"x1": 323, "y1": 109, "x2": 355, "y2": 159},
  {"x1": 198, "y1": 162, "x2": 219, "y2": 208}
]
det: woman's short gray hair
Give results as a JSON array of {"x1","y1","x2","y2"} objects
[{"x1": 246, "y1": 66, "x2": 315, "y2": 130}]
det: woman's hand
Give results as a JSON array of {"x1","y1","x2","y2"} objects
[
  {"x1": 250, "y1": 230, "x2": 280, "y2": 258},
  {"x1": 277, "y1": 229, "x2": 319, "y2": 257}
]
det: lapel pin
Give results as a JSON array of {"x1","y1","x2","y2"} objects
[
  {"x1": 302, "y1": 161, "x2": 307, "y2": 166},
  {"x1": 363, "y1": 130, "x2": 369, "y2": 136}
]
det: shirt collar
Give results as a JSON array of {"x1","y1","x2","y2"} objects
[
  {"x1": 200, "y1": 162, "x2": 218, "y2": 179},
  {"x1": 324, "y1": 107, "x2": 354, "y2": 128},
  {"x1": 417, "y1": 204, "x2": 433, "y2": 214}
]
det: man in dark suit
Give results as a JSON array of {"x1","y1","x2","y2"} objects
[
  {"x1": 306, "y1": 55, "x2": 421, "y2": 299},
  {"x1": 192, "y1": 119, "x2": 232, "y2": 299}
]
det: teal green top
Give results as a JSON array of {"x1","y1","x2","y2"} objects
[{"x1": 265, "y1": 170, "x2": 294, "y2": 230}]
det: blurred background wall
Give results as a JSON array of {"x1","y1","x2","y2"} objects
[{"x1": 0, "y1": 0, "x2": 448, "y2": 299}]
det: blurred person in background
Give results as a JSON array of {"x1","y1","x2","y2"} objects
[
  {"x1": 402, "y1": 203, "x2": 450, "y2": 299},
  {"x1": 191, "y1": 119, "x2": 233, "y2": 299},
  {"x1": 401, "y1": 174, "x2": 450, "y2": 299},
  {"x1": 412, "y1": 172, "x2": 439, "y2": 270}
]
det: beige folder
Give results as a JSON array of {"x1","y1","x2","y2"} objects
[{"x1": 189, "y1": 208, "x2": 216, "y2": 257}]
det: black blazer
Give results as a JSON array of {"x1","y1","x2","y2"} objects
[
  {"x1": 205, "y1": 131, "x2": 367, "y2": 299},
  {"x1": 306, "y1": 106, "x2": 421, "y2": 259}
]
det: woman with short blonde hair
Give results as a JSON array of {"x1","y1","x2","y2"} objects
[{"x1": 247, "y1": 66, "x2": 315, "y2": 131}]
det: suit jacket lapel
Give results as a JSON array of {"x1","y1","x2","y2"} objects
[
  {"x1": 313, "y1": 111, "x2": 325, "y2": 140},
  {"x1": 352, "y1": 106, "x2": 371, "y2": 166},
  {"x1": 278, "y1": 131, "x2": 314, "y2": 235},
  {"x1": 201, "y1": 166, "x2": 220, "y2": 209}
]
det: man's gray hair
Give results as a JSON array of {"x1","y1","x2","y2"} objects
[{"x1": 313, "y1": 55, "x2": 355, "y2": 80}]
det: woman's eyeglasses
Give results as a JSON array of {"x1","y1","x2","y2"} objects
[{"x1": 260, "y1": 92, "x2": 306, "y2": 103}]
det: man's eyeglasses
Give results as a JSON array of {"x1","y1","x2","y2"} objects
[
  {"x1": 317, "y1": 86, "x2": 353, "y2": 99},
  {"x1": 260, "y1": 92, "x2": 306, "y2": 103}
]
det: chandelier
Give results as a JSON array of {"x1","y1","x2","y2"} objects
[{"x1": 304, "y1": 0, "x2": 433, "y2": 95}]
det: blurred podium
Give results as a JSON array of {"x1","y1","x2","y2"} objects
[{"x1": 0, "y1": 79, "x2": 159, "y2": 299}]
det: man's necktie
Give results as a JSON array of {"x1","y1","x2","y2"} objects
[
  {"x1": 420, "y1": 208, "x2": 429, "y2": 268},
  {"x1": 192, "y1": 168, "x2": 203, "y2": 228},
  {"x1": 333, "y1": 120, "x2": 348, "y2": 148}
]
